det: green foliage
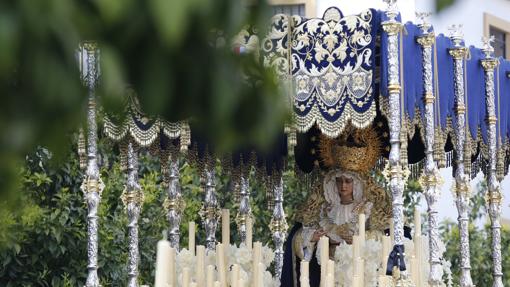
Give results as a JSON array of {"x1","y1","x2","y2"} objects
[
  {"x1": 0, "y1": 137, "x2": 307, "y2": 285},
  {"x1": 0, "y1": 0, "x2": 288, "y2": 225},
  {"x1": 440, "y1": 181, "x2": 510, "y2": 286}
]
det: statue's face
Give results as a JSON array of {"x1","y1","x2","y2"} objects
[{"x1": 336, "y1": 175, "x2": 354, "y2": 203}]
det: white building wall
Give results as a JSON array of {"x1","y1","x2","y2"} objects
[
  {"x1": 426, "y1": 0, "x2": 510, "y2": 47},
  {"x1": 315, "y1": 0, "x2": 416, "y2": 22}
]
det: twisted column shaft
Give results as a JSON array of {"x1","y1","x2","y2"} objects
[
  {"x1": 237, "y1": 176, "x2": 251, "y2": 245},
  {"x1": 417, "y1": 31, "x2": 443, "y2": 286},
  {"x1": 122, "y1": 142, "x2": 143, "y2": 287},
  {"x1": 166, "y1": 156, "x2": 183, "y2": 249},
  {"x1": 382, "y1": 12, "x2": 405, "y2": 249},
  {"x1": 79, "y1": 42, "x2": 103, "y2": 287},
  {"x1": 270, "y1": 178, "x2": 288, "y2": 280},
  {"x1": 481, "y1": 52, "x2": 503, "y2": 287},
  {"x1": 201, "y1": 167, "x2": 220, "y2": 251},
  {"x1": 449, "y1": 41, "x2": 474, "y2": 286}
]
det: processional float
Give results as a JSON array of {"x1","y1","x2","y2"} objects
[{"x1": 78, "y1": 0, "x2": 509, "y2": 286}]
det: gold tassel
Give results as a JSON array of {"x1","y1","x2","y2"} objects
[
  {"x1": 497, "y1": 147, "x2": 505, "y2": 182},
  {"x1": 78, "y1": 128, "x2": 87, "y2": 170},
  {"x1": 284, "y1": 124, "x2": 297, "y2": 156},
  {"x1": 434, "y1": 127, "x2": 446, "y2": 168},
  {"x1": 400, "y1": 123, "x2": 408, "y2": 167},
  {"x1": 464, "y1": 135, "x2": 472, "y2": 178},
  {"x1": 180, "y1": 121, "x2": 191, "y2": 153}
]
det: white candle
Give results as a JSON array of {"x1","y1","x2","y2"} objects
[
  {"x1": 154, "y1": 240, "x2": 171, "y2": 287},
  {"x1": 300, "y1": 260, "x2": 309, "y2": 279},
  {"x1": 358, "y1": 213, "x2": 366, "y2": 243},
  {"x1": 216, "y1": 243, "x2": 227, "y2": 287},
  {"x1": 189, "y1": 221, "x2": 196, "y2": 256},
  {"x1": 232, "y1": 264, "x2": 240, "y2": 287},
  {"x1": 319, "y1": 236, "x2": 329, "y2": 287},
  {"x1": 169, "y1": 247, "x2": 176, "y2": 287},
  {"x1": 182, "y1": 267, "x2": 191, "y2": 287},
  {"x1": 352, "y1": 235, "x2": 360, "y2": 259},
  {"x1": 190, "y1": 282, "x2": 198, "y2": 287},
  {"x1": 381, "y1": 235, "x2": 391, "y2": 275},
  {"x1": 222, "y1": 209, "x2": 230, "y2": 246},
  {"x1": 353, "y1": 275, "x2": 360, "y2": 287},
  {"x1": 359, "y1": 258, "x2": 365, "y2": 287},
  {"x1": 326, "y1": 273, "x2": 334, "y2": 287},
  {"x1": 327, "y1": 259, "x2": 335, "y2": 286},
  {"x1": 214, "y1": 281, "x2": 221, "y2": 287},
  {"x1": 252, "y1": 242, "x2": 262, "y2": 287},
  {"x1": 246, "y1": 216, "x2": 253, "y2": 249},
  {"x1": 207, "y1": 264, "x2": 215, "y2": 287},
  {"x1": 196, "y1": 245, "x2": 206, "y2": 287},
  {"x1": 257, "y1": 262, "x2": 264, "y2": 287},
  {"x1": 414, "y1": 208, "x2": 421, "y2": 236},
  {"x1": 238, "y1": 278, "x2": 246, "y2": 287}
]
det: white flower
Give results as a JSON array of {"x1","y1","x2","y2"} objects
[
  {"x1": 176, "y1": 248, "x2": 196, "y2": 273},
  {"x1": 234, "y1": 244, "x2": 253, "y2": 271},
  {"x1": 262, "y1": 244, "x2": 275, "y2": 267},
  {"x1": 206, "y1": 250, "x2": 216, "y2": 267}
]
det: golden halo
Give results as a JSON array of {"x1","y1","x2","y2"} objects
[{"x1": 318, "y1": 124, "x2": 381, "y2": 173}]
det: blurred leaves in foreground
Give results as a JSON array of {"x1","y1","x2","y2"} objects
[{"x1": 0, "y1": 0, "x2": 288, "y2": 211}]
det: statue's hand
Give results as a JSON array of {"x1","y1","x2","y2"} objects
[
  {"x1": 311, "y1": 228, "x2": 327, "y2": 242},
  {"x1": 342, "y1": 234, "x2": 353, "y2": 245}
]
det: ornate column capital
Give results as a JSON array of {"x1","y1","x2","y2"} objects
[{"x1": 417, "y1": 33, "x2": 435, "y2": 47}]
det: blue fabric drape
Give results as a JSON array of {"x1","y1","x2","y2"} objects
[
  {"x1": 466, "y1": 46, "x2": 487, "y2": 142},
  {"x1": 402, "y1": 23, "x2": 423, "y2": 121},
  {"x1": 497, "y1": 58, "x2": 510, "y2": 146},
  {"x1": 435, "y1": 34, "x2": 455, "y2": 130}
]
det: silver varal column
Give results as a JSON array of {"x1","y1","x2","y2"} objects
[
  {"x1": 164, "y1": 155, "x2": 184, "y2": 250},
  {"x1": 79, "y1": 42, "x2": 104, "y2": 287},
  {"x1": 200, "y1": 167, "x2": 220, "y2": 251},
  {"x1": 480, "y1": 37, "x2": 503, "y2": 287},
  {"x1": 269, "y1": 177, "x2": 288, "y2": 280},
  {"x1": 448, "y1": 26, "x2": 474, "y2": 287},
  {"x1": 121, "y1": 142, "x2": 144, "y2": 287},
  {"x1": 381, "y1": 1, "x2": 412, "y2": 283},
  {"x1": 416, "y1": 18, "x2": 444, "y2": 286},
  {"x1": 236, "y1": 176, "x2": 252, "y2": 244}
]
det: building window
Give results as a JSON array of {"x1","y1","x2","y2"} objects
[
  {"x1": 271, "y1": 4, "x2": 305, "y2": 17},
  {"x1": 490, "y1": 26, "x2": 506, "y2": 58},
  {"x1": 267, "y1": 0, "x2": 315, "y2": 18},
  {"x1": 484, "y1": 13, "x2": 510, "y2": 59}
]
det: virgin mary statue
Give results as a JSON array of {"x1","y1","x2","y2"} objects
[{"x1": 281, "y1": 125, "x2": 392, "y2": 287}]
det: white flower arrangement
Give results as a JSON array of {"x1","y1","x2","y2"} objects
[
  {"x1": 331, "y1": 236, "x2": 452, "y2": 287},
  {"x1": 173, "y1": 243, "x2": 279, "y2": 287}
]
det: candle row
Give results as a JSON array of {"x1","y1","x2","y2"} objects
[
  {"x1": 155, "y1": 241, "x2": 266, "y2": 287},
  {"x1": 188, "y1": 209, "x2": 253, "y2": 255}
]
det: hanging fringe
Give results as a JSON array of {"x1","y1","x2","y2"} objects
[
  {"x1": 497, "y1": 147, "x2": 505, "y2": 182},
  {"x1": 285, "y1": 124, "x2": 297, "y2": 157},
  {"x1": 400, "y1": 123, "x2": 408, "y2": 167},
  {"x1": 464, "y1": 135, "x2": 472, "y2": 177},
  {"x1": 434, "y1": 127, "x2": 446, "y2": 168},
  {"x1": 78, "y1": 128, "x2": 87, "y2": 170},
  {"x1": 180, "y1": 121, "x2": 191, "y2": 153}
]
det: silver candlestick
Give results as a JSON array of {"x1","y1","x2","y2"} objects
[
  {"x1": 270, "y1": 177, "x2": 288, "y2": 280},
  {"x1": 481, "y1": 36, "x2": 503, "y2": 287},
  {"x1": 121, "y1": 142, "x2": 144, "y2": 287},
  {"x1": 416, "y1": 15, "x2": 444, "y2": 287},
  {"x1": 79, "y1": 41, "x2": 104, "y2": 287},
  {"x1": 448, "y1": 25, "x2": 474, "y2": 287}
]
